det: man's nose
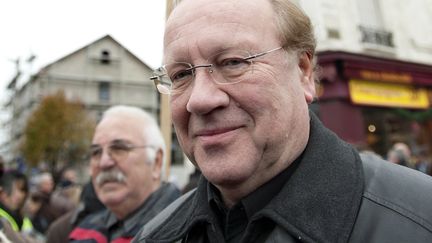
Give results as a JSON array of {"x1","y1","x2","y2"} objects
[
  {"x1": 98, "y1": 148, "x2": 116, "y2": 169},
  {"x1": 186, "y1": 69, "x2": 229, "y2": 115}
]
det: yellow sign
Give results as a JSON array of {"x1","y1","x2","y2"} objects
[
  {"x1": 349, "y1": 79, "x2": 429, "y2": 109},
  {"x1": 359, "y1": 70, "x2": 412, "y2": 83}
]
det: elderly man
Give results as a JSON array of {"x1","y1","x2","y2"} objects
[
  {"x1": 133, "y1": 0, "x2": 432, "y2": 242},
  {"x1": 69, "y1": 106, "x2": 180, "y2": 242}
]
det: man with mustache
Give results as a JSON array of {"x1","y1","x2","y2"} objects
[
  {"x1": 69, "y1": 106, "x2": 180, "y2": 243},
  {"x1": 132, "y1": 0, "x2": 432, "y2": 242}
]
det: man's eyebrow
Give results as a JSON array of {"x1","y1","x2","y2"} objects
[
  {"x1": 90, "y1": 139, "x2": 131, "y2": 148},
  {"x1": 111, "y1": 139, "x2": 129, "y2": 144}
]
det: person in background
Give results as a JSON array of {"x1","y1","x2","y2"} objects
[
  {"x1": 45, "y1": 181, "x2": 105, "y2": 243},
  {"x1": 133, "y1": 0, "x2": 432, "y2": 242},
  {"x1": 0, "y1": 170, "x2": 39, "y2": 242},
  {"x1": 0, "y1": 220, "x2": 35, "y2": 243},
  {"x1": 50, "y1": 167, "x2": 82, "y2": 218},
  {"x1": 386, "y1": 148, "x2": 409, "y2": 167},
  {"x1": 29, "y1": 172, "x2": 63, "y2": 234},
  {"x1": 69, "y1": 105, "x2": 181, "y2": 243},
  {"x1": 392, "y1": 142, "x2": 414, "y2": 168},
  {"x1": 56, "y1": 166, "x2": 79, "y2": 186}
]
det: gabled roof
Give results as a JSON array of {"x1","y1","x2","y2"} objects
[
  {"x1": 38, "y1": 34, "x2": 154, "y2": 74},
  {"x1": 7, "y1": 34, "x2": 156, "y2": 92}
]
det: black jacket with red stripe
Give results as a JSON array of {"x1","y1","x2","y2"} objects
[{"x1": 69, "y1": 183, "x2": 180, "y2": 243}]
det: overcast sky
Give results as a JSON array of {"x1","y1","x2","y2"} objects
[{"x1": 0, "y1": 0, "x2": 166, "y2": 148}]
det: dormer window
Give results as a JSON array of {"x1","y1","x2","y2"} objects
[{"x1": 100, "y1": 50, "x2": 111, "y2": 64}]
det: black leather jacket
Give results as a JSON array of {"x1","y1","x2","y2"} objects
[{"x1": 133, "y1": 114, "x2": 432, "y2": 243}]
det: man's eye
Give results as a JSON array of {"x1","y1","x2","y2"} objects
[
  {"x1": 220, "y1": 58, "x2": 249, "y2": 69},
  {"x1": 171, "y1": 69, "x2": 193, "y2": 83},
  {"x1": 90, "y1": 148, "x2": 102, "y2": 157},
  {"x1": 110, "y1": 144, "x2": 129, "y2": 152}
]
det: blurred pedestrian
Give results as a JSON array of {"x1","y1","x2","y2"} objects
[
  {"x1": 45, "y1": 181, "x2": 105, "y2": 243},
  {"x1": 50, "y1": 167, "x2": 82, "y2": 218},
  {"x1": 386, "y1": 148, "x2": 409, "y2": 167},
  {"x1": 69, "y1": 105, "x2": 181, "y2": 242},
  {"x1": 392, "y1": 142, "x2": 414, "y2": 168},
  {"x1": 29, "y1": 172, "x2": 63, "y2": 234},
  {"x1": 0, "y1": 170, "x2": 39, "y2": 242}
]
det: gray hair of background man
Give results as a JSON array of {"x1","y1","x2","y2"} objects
[
  {"x1": 101, "y1": 106, "x2": 167, "y2": 167},
  {"x1": 33, "y1": 172, "x2": 53, "y2": 190},
  {"x1": 171, "y1": 0, "x2": 319, "y2": 84}
]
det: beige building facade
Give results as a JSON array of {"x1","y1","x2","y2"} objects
[{"x1": 4, "y1": 35, "x2": 158, "y2": 164}]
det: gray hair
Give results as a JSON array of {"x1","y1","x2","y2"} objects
[
  {"x1": 270, "y1": 0, "x2": 316, "y2": 56},
  {"x1": 34, "y1": 172, "x2": 53, "y2": 185},
  {"x1": 269, "y1": 0, "x2": 319, "y2": 85},
  {"x1": 101, "y1": 106, "x2": 166, "y2": 166}
]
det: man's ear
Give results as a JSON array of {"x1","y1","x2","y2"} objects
[
  {"x1": 152, "y1": 149, "x2": 164, "y2": 181},
  {"x1": 298, "y1": 52, "x2": 316, "y2": 104}
]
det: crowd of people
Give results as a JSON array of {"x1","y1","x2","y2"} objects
[
  {"x1": 0, "y1": 163, "x2": 83, "y2": 242},
  {"x1": 383, "y1": 142, "x2": 432, "y2": 174},
  {"x1": 1, "y1": 0, "x2": 432, "y2": 242},
  {"x1": 0, "y1": 106, "x2": 183, "y2": 242}
]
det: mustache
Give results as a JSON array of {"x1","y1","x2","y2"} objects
[{"x1": 95, "y1": 169, "x2": 126, "y2": 186}]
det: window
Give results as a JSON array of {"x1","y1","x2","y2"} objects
[
  {"x1": 99, "y1": 82, "x2": 110, "y2": 101},
  {"x1": 327, "y1": 28, "x2": 341, "y2": 39},
  {"x1": 100, "y1": 50, "x2": 111, "y2": 64},
  {"x1": 357, "y1": 0, "x2": 394, "y2": 47},
  {"x1": 321, "y1": 0, "x2": 341, "y2": 40}
]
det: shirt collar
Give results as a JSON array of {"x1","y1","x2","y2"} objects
[{"x1": 208, "y1": 155, "x2": 302, "y2": 219}]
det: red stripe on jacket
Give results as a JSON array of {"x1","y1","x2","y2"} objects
[
  {"x1": 111, "y1": 237, "x2": 133, "y2": 243},
  {"x1": 69, "y1": 228, "x2": 108, "y2": 243}
]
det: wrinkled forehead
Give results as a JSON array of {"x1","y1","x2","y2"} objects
[
  {"x1": 164, "y1": 0, "x2": 279, "y2": 62},
  {"x1": 93, "y1": 116, "x2": 145, "y2": 144}
]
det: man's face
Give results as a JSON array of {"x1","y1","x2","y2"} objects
[
  {"x1": 1, "y1": 180, "x2": 28, "y2": 211},
  {"x1": 40, "y1": 176, "x2": 54, "y2": 194},
  {"x1": 62, "y1": 169, "x2": 78, "y2": 184},
  {"x1": 90, "y1": 116, "x2": 160, "y2": 216},
  {"x1": 165, "y1": 0, "x2": 315, "y2": 192}
]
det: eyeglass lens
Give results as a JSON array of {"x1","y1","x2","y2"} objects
[
  {"x1": 158, "y1": 49, "x2": 253, "y2": 93},
  {"x1": 90, "y1": 140, "x2": 133, "y2": 162}
]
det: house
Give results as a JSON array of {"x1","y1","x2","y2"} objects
[{"x1": 4, "y1": 35, "x2": 158, "y2": 166}]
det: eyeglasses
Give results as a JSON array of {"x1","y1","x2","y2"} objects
[
  {"x1": 150, "y1": 47, "x2": 283, "y2": 95},
  {"x1": 89, "y1": 140, "x2": 155, "y2": 163}
]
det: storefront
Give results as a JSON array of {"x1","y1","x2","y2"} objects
[{"x1": 316, "y1": 51, "x2": 432, "y2": 157}]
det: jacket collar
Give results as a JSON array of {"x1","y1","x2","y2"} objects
[
  {"x1": 105, "y1": 182, "x2": 181, "y2": 237},
  {"x1": 255, "y1": 112, "x2": 364, "y2": 242},
  {"x1": 148, "y1": 112, "x2": 364, "y2": 242}
]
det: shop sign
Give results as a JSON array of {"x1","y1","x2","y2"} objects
[
  {"x1": 359, "y1": 70, "x2": 412, "y2": 83},
  {"x1": 349, "y1": 79, "x2": 429, "y2": 108}
]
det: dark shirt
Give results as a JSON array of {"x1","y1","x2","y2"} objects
[{"x1": 208, "y1": 157, "x2": 301, "y2": 242}]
